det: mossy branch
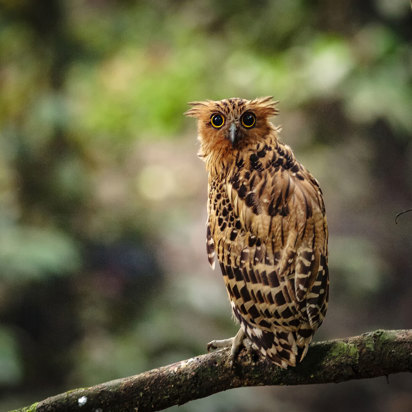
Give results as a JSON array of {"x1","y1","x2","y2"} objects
[{"x1": 15, "y1": 329, "x2": 412, "y2": 412}]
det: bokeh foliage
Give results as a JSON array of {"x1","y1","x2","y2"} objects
[{"x1": 0, "y1": 0, "x2": 411, "y2": 411}]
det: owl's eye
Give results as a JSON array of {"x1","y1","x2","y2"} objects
[
  {"x1": 210, "y1": 113, "x2": 225, "y2": 129},
  {"x1": 241, "y1": 112, "x2": 256, "y2": 128}
]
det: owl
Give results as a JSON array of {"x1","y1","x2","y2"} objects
[{"x1": 185, "y1": 97, "x2": 329, "y2": 368}]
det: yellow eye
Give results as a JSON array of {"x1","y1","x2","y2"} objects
[
  {"x1": 241, "y1": 112, "x2": 256, "y2": 128},
  {"x1": 210, "y1": 113, "x2": 225, "y2": 129}
]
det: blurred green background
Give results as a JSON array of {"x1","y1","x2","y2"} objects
[{"x1": 1, "y1": 0, "x2": 412, "y2": 411}]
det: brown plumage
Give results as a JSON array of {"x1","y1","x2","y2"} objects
[{"x1": 185, "y1": 97, "x2": 329, "y2": 368}]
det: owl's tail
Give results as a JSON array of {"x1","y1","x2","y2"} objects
[{"x1": 247, "y1": 326, "x2": 313, "y2": 368}]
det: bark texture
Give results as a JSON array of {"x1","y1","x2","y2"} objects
[{"x1": 16, "y1": 329, "x2": 412, "y2": 412}]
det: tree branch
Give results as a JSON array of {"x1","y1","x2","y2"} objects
[{"x1": 17, "y1": 329, "x2": 412, "y2": 412}]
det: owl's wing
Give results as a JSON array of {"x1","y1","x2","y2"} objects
[{"x1": 215, "y1": 148, "x2": 328, "y2": 353}]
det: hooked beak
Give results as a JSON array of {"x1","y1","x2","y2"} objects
[{"x1": 229, "y1": 123, "x2": 237, "y2": 144}]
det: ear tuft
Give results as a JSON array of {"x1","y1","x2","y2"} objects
[
  {"x1": 250, "y1": 96, "x2": 279, "y2": 117},
  {"x1": 184, "y1": 101, "x2": 208, "y2": 118}
]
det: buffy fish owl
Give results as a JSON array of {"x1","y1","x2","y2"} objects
[{"x1": 185, "y1": 97, "x2": 329, "y2": 368}]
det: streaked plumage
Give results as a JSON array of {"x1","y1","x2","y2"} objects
[{"x1": 185, "y1": 97, "x2": 329, "y2": 368}]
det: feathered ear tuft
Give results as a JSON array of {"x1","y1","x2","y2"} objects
[
  {"x1": 184, "y1": 101, "x2": 208, "y2": 118},
  {"x1": 250, "y1": 96, "x2": 279, "y2": 117}
]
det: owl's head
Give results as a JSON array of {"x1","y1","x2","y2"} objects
[{"x1": 185, "y1": 96, "x2": 279, "y2": 158}]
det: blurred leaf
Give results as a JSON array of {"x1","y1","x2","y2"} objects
[
  {"x1": 0, "y1": 327, "x2": 21, "y2": 385},
  {"x1": 344, "y1": 54, "x2": 412, "y2": 132},
  {"x1": 0, "y1": 226, "x2": 81, "y2": 281},
  {"x1": 329, "y1": 236, "x2": 388, "y2": 298}
]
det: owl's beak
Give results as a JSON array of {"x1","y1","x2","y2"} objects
[{"x1": 228, "y1": 123, "x2": 238, "y2": 144}]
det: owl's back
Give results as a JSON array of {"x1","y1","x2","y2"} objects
[{"x1": 207, "y1": 134, "x2": 328, "y2": 367}]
